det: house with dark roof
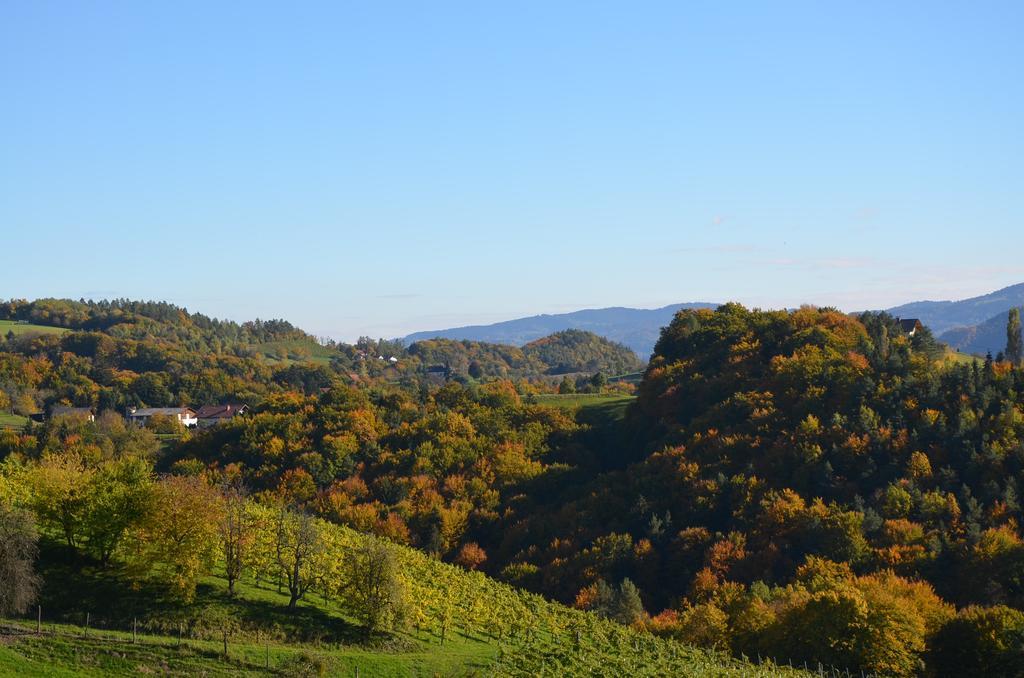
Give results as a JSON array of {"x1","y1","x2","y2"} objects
[
  {"x1": 50, "y1": 405, "x2": 95, "y2": 422},
  {"x1": 898, "y1": 318, "x2": 923, "y2": 337},
  {"x1": 195, "y1": 404, "x2": 248, "y2": 428}
]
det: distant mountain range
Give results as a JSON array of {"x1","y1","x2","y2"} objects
[
  {"x1": 884, "y1": 283, "x2": 1024, "y2": 336},
  {"x1": 884, "y1": 282, "x2": 1024, "y2": 357},
  {"x1": 404, "y1": 303, "x2": 718, "y2": 358},
  {"x1": 938, "y1": 306, "x2": 1024, "y2": 357},
  {"x1": 403, "y1": 283, "x2": 1024, "y2": 360}
]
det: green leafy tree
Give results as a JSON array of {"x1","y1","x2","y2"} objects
[
  {"x1": 341, "y1": 539, "x2": 407, "y2": 633},
  {"x1": 126, "y1": 475, "x2": 223, "y2": 602},
  {"x1": 930, "y1": 606, "x2": 1024, "y2": 677},
  {"x1": 27, "y1": 452, "x2": 93, "y2": 549},
  {"x1": 82, "y1": 456, "x2": 153, "y2": 567}
]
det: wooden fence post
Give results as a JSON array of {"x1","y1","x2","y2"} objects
[
  {"x1": 133, "y1": 617, "x2": 137, "y2": 644},
  {"x1": 84, "y1": 612, "x2": 90, "y2": 638},
  {"x1": 36, "y1": 605, "x2": 41, "y2": 634}
]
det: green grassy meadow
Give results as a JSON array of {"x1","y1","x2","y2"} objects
[
  {"x1": 0, "y1": 320, "x2": 67, "y2": 338},
  {"x1": 530, "y1": 393, "x2": 635, "y2": 410},
  {"x1": 0, "y1": 412, "x2": 29, "y2": 430},
  {"x1": 0, "y1": 622, "x2": 494, "y2": 677},
  {"x1": 257, "y1": 338, "x2": 337, "y2": 366}
]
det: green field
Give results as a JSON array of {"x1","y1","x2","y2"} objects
[
  {"x1": 0, "y1": 626, "x2": 274, "y2": 677},
  {"x1": 257, "y1": 338, "x2": 338, "y2": 366},
  {"x1": 607, "y1": 371, "x2": 644, "y2": 384},
  {"x1": 0, "y1": 412, "x2": 29, "y2": 430},
  {"x1": 530, "y1": 393, "x2": 635, "y2": 410},
  {"x1": 0, "y1": 320, "x2": 67, "y2": 338},
  {"x1": 0, "y1": 618, "x2": 492, "y2": 677}
]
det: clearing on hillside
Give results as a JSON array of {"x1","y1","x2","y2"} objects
[{"x1": 0, "y1": 319, "x2": 67, "y2": 338}]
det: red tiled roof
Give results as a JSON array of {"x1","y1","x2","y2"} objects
[{"x1": 195, "y1": 404, "x2": 247, "y2": 419}]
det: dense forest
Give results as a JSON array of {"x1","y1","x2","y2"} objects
[{"x1": 4, "y1": 298, "x2": 1024, "y2": 675}]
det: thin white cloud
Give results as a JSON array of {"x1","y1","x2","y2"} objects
[
  {"x1": 761, "y1": 256, "x2": 874, "y2": 270},
  {"x1": 673, "y1": 244, "x2": 765, "y2": 254}
]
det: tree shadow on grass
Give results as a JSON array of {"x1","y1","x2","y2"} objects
[
  {"x1": 34, "y1": 538, "x2": 365, "y2": 645},
  {"x1": 35, "y1": 539, "x2": 154, "y2": 624},
  {"x1": 196, "y1": 582, "x2": 367, "y2": 645}
]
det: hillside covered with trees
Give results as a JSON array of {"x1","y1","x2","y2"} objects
[
  {"x1": 0, "y1": 298, "x2": 640, "y2": 422},
  {"x1": 0, "y1": 410, "x2": 794, "y2": 677},
  {"x1": 407, "y1": 329, "x2": 641, "y2": 380},
  {"x1": 491, "y1": 305, "x2": 1024, "y2": 676},
  {"x1": 4, "y1": 298, "x2": 1024, "y2": 675}
]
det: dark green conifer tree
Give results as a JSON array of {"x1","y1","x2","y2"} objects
[{"x1": 1007, "y1": 308, "x2": 1023, "y2": 365}]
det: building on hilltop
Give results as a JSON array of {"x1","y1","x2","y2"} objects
[{"x1": 898, "y1": 318, "x2": 923, "y2": 337}]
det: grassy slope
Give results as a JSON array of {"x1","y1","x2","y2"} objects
[
  {"x1": 0, "y1": 628, "x2": 273, "y2": 677},
  {"x1": 3, "y1": 528, "x2": 807, "y2": 678},
  {"x1": 607, "y1": 371, "x2": 644, "y2": 384},
  {"x1": 531, "y1": 394, "x2": 635, "y2": 410},
  {"x1": 256, "y1": 338, "x2": 337, "y2": 366},
  {"x1": 0, "y1": 320, "x2": 67, "y2": 337},
  {"x1": 0, "y1": 621, "x2": 490, "y2": 677},
  {"x1": 0, "y1": 412, "x2": 28, "y2": 429}
]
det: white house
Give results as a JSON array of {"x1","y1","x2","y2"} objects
[{"x1": 128, "y1": 407, "x2": 198, "y2": 428}]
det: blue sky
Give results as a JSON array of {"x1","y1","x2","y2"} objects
[{"x1": 2, "y1": 2, "x2": 1023, "y2": 340}]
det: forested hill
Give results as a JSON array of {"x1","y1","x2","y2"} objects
[
  {"x1": 409, "y1": 329, "x2": 643, "y2": 378},
  {"x1": 404, "y1": 302, "x2": 719, "y2": 357},
  {"x1": 0, "y1": 297, "x2": 320, "y2": 354},
  {"x1": 0, "y1": 298, "x2": 640, "y2": 418},
  {"x1": 489, "y1": 305, "x2": 1024, "y2": 676}
]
